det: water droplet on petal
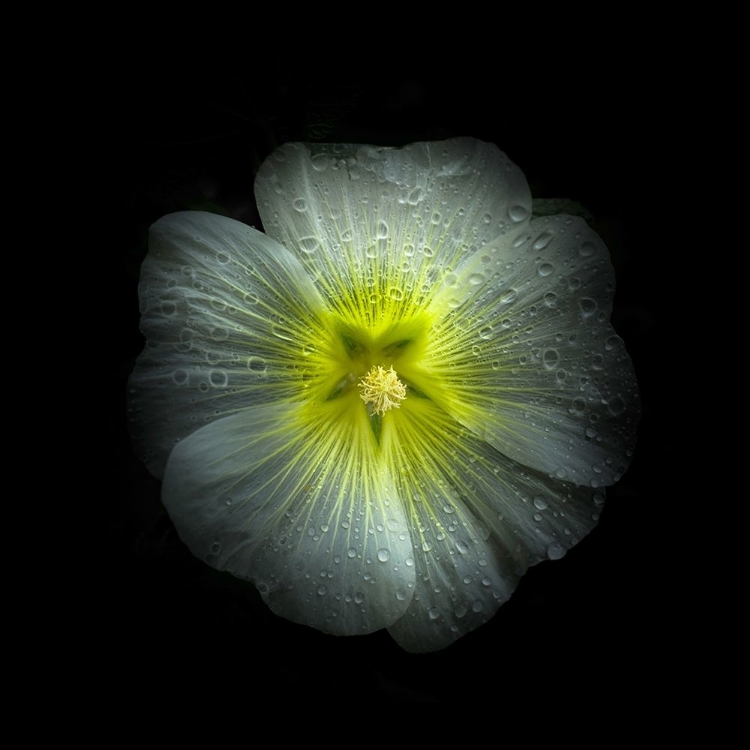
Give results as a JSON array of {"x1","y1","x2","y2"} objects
[
  {"x1": 509, "y1": 204, "x2": 529, "y2": 222},
  {"x1": 579, "y1": 297, "x2": 597, "y2": 317},
  {"x1": 533, "y1": 231, "x2": 554, "y2": 250},
  {"x1": 299, "y1": 236, "x2": 321, "y2": 254},
  {"x1": 377, "y1": 548, "x2": 390, "y2": 563},
  {"x1": 579, "y1": 240, "x2": 596, "y2": 257},
  {"x1": 311, "y1": 153, "x2": 329, "y2": 171},
  {"x1": 543, "y1": 349, "x2": 559, "y2": 370},
  {"x1": 538, "y1": 262, "x2": 554, "y2": 277}
]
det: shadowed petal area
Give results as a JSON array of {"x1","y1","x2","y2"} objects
[
  {"x1": 422, "y1": 215, "x2": 639, "y2": 488},
  {"x1": 162, "y1": 404, "x2": 416, "y2": 635},
  {"x1": 385, "y1": 399, "x2": 602, "y2": 653},
  {"x1": 129, "y1": 211, "x2": 331, "y2": 478},
  {"x1": 254, "y1": 138, "x2": 532, "y2": 328}
]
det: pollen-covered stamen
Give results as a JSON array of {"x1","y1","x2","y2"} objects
[{"x1": 359, "y1": 365, "x2": 407, "y2": 415}]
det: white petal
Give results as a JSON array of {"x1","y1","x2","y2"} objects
[
  {"x1": 128, "y1": 211, "x2": 329, "y2": 478},
  {"x1": 423, "y1": 215, "x2": 639, "y2": 487},
  {"x1": 385, "y1": 400, "x2": 602, "y2": 652},
  {"x1": 254, "y1": 138, "x2": 531, "y2": 325},
  {"x1": 162, "y1": 405, "x2": 416, "y2": 636}
]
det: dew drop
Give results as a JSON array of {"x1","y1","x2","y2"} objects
[
  {"x1": 543, "y1": 349, "x2": 559, "y2": 370},
  {"x1": 293, "y1": 198, "x2": 307, "y2": 212},
  {"x1": 579, "y1": 297, "x2": 597, "y2": 317},
  {"x1": 405, "y1": 556, "x2": 414, "y2": 567},
  {"x1": 209, "y1": 368, "x2": 228, "y2": 388},
  {"x1": 172, "y1": 369, "x2": 188, "y2": 385},
  {"x1": 455, "y1": 540, "x2": 469, "y2": 554},
  {"x1": 509, "y1": 204, "x2": 529, "y2": 222},
  {"x1": 311, "y1": 153, "x2": 329, "y2": 171},
  {"x1": 347, "y1": 547, "x2": 357, "y2": 558},
  {"x1": 317, "y1": 584, "x2": 327, "y2": 596},
  {"x1": 377, "y1": 548, "x2": 390, "y2": 563},
  {"x1": 532, "y1": 231, "x2": 554, "y2": 250},
  {"x1": 299, "y1": 236, "x2": 321, "y2": 254},
  {"x1": 428, "y1": 607, "x2": 440, "y2": 620},
  {"x1": 407, "y1": 187, "x2": 424, "y2": 205},
  {"x1": 534, "y1": 496, "x2": 549, "y2": 510},
  {"x1": 500, "y1": 289, "x2": 517, "y2": 305},
  {"x1": 161, "y1": 300, "x2": 177, "y2": 316},
  {"x1": 608, "y1": 395, "x2": 626, "y2": 416},
  {"x1": 547, "y1": 542, "x2": 566, "y2": 560},
  {"x1": 538, "y1": 262, "x2": 554, "y2": 277},
  {"x1": 605, "y1": 335, "x2": 623, "y2": 351},
  {"x1": 247, "y1": 356, "x2": 268, "y2": 376},
  {"x1": 579, "y1": 240, "x2": 597, "y2": 257}
]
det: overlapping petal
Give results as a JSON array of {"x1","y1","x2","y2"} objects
[
  {"x1": 384, "y1": 399, "x2": 603, "y2": 652},
  {"x1": 421, "y1": 215, "x2": 639, "y2": 487},
  {"x1": 162, "y1": 403, "x2": 416, "y2": 635},
  {"x1": 129, "y1": 211, "x2": 331, "y2": 478},
  {"x1": 254, "y1": 138, "x2": 532, "y2": 332}
]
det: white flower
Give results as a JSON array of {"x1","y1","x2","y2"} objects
[{"x1": 129, "y1": 138, "x2": 639, "y2": 652}]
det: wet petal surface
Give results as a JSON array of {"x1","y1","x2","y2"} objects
[
  {"x1": 162, "y1": 404, "x2": 416, "y2": 635},
  {"x1": 385, "y1": 399, "x2": 602, "y2": 652},
  {"x1": 423, "y1": 215, "x2": 639, "y2": 487},
  {"x1": 129, "y1": 211, "x2": 328, "y2": 477},
  {"x1": 254, "y1": 138, "x2": 532, "y2": 328}
]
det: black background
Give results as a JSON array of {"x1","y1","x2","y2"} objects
[{"x1": 103, "y1": 54, "x2": 677, "y2": 702}]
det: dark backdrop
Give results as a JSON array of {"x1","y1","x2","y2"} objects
[{"x1": 103, "y1": 57, "x2": 675, "y2": 702}]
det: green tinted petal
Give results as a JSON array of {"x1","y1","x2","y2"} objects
[
  {"x1": 129, "y1": 211, "x2": 330, "y2": 478},
  {"x1": 162, "y1": 404, "x2": 416, "y2": 636},
  {"x1": 423, "y1": 215, "x2": 639, "y2": 487},
  {"x1": 254, "y1": 139, "x2": 531, "y2": 328},
  {"x1": 385, "y1": 400, "x2": 602, "y2": 652}
]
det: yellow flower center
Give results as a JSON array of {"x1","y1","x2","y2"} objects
[{"x1": 358, "y1": 365, "x2": 407, "y2": 415}]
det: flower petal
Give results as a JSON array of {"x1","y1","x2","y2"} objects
[
  {"x1": 162, "y1": 404, "x2": 416, "y2": 636},
  {"x1": 129, "y1": 211, "x2": 330, "y2": 478},
  {"x1": 422, "y1": 215, "x2": 639, "y2": 487},
  {"x1": 385, "y1": 400, "x2": 602, "y2": 653},
  {"x1": 254, "y1": 138, "x2": 531, "y2": 327}
]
